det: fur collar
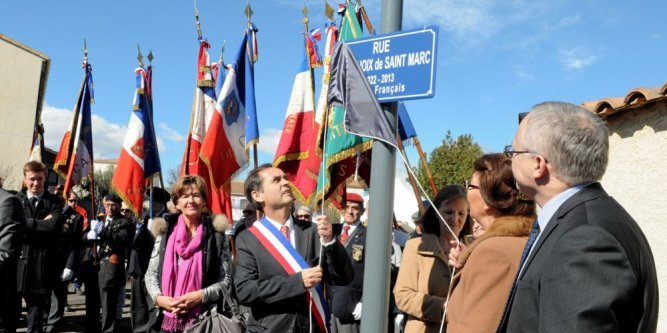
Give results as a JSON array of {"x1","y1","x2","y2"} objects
[{"x1": 458, "y1": 215, "x2": 534, "y2": 266}]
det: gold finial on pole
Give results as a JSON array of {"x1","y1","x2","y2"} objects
[
  {"x1": 137, "y1": 44, "x2": 144, "y2": 68},
  {"x1": 83, "y1": 39, "x2": 88, "y2": 65},
  {"x1": 194, "y1": 0, "x2": 203, "y2": 39},
  {"x1": 245, "y1": 2, "x2": 254, "y2": 22},
  {"x1": 302, "y1": 4, "x2": 309, "y2": 26},
  {"x1": 147, "y1": 50, "x2": 154, "y2": 65},
  {"x1": 325, "y1": 0, "x2": 334, "y2": 21}
]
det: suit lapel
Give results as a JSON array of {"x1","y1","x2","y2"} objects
[
  {"x1": 519, "y1": 183, "x2": 607, "y2": 279},
  {"x1": 344, "y1": 224, "x2": 364, "y2": 249},
  {"x1": 294, "y1": 221, "x2": 310, "y2": 259}
]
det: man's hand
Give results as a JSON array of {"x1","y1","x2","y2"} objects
[
  {"x1": 301, "y1": 266, "x2": 323, "y2": 289},
  {"x1": 315, "y1": 215, "x2": 333, "y2": 243},
  {"x1": 448, "y1": 240, "x2": 466, "y2": 269}
]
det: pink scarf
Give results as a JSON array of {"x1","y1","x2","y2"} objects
[{"x1": 161, "y1": 214, "x2": 204, "y2": 332}]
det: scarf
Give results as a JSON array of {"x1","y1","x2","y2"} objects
[{"x1": 161, "y1": 214, "x2": 204, "y2": 332}]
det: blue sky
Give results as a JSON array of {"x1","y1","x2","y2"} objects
[{"x1": 3, "y1": 0, "x2": 667, "y2": 180}]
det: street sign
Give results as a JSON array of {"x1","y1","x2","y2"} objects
[{"x1": 346, "y1": 25, "x2": 439, "y2": 102}]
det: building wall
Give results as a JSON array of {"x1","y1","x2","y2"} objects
[
  {"x1": 0, "y1": 36, "x2": 49, "y2": 190},
  {"x1": 600, "y1": 101, "x2": 667, "y2": 331}
]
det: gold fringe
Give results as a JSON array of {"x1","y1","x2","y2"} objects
[
  {"x1": 110, "y1": 184, "x2": 143, "y2": 218},
  {"x1": 197, "y1": 79, "x2": 215, "y2": 88},
  {"x1": 273, "y1": 151, "x2": 310, "y2": 168}
]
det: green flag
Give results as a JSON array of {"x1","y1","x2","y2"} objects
[{"x1": 315, "y1": 5, "x2": 372, "y2": 208}]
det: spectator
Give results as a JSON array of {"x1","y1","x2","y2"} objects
[
  {"x1": 0, "y1": 187, "x2": 25, "y2": 332},
  {"x1": 15, "y1": 161, "x2": 65, "y2": 333},
  {"x1": 295, "y1": 205, "x2": 312, "y2": 222},
  {"x1": 394, "y1": 185, "x2": 471, "y2": 333}
]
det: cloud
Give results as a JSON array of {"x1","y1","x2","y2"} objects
[
  {"x1": 405, "y1": 0, "x2": 500, "y2": 43},
  {"x1": 559, "y1": 47, "x2": 598, "y2": 70},
  {"x1": 257, "y1": 128, "x2": 282, "y2": 155},
  {"x1": 158, "y1": 122, "x2": 184, "y2": 142},
  {"x1": 42, "y1": 103, "x2": 167, "y2": 160}
]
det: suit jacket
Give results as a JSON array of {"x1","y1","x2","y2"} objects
[
  {"x1": 127, "y1": 222, "x2": 154, "y2": 278},
  {"x1": 330, "y1": 223, "x2": 366, "y2": 322},
  {"x1": 446, "y1": 215, "x2": 532, "y2": 333},
  {"x1": 0, "y1": 190, "x2": 24, "y2": 333},
  {"x1": 54, "y1": 206, "x2": 84, "y2": 274},
  {"x1": 16, "y1": 189, "x2": 65, "y2": 294},
  {"x1": 98, "y1": 215, "x2": 134, "y2": 288},
  {"x1": 233, "y1": 218, "x2": 354, "y2": 333},
  {"x1": 394, "y1": 234, "x2": 451, "y2": 333},
  {"x1": 499, "y1": 183, "x2": 658, "y2": 333}
]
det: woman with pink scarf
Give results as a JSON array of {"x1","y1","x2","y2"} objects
[{"x1": 144, "y1": 175, "x2": 231, "y2": 332}]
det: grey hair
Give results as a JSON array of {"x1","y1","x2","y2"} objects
[
  {"x1": 296, "y1": 205, "x2": 312, "y2": 214},
  {"x1": 522, "y1": 102, "x2": 609, "y2": 185}
]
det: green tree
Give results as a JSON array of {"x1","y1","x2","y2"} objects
[{"x1": 416, "y1": 131, "x2": 483, "y2": 198}]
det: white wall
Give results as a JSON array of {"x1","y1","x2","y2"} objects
[{"x1": 600, "y1": 102, "x2": 667, "y2": 331}]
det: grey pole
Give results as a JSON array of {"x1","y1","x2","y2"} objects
[{"x1": 359, "y1": 0, "x2": 402, "y2": 332}]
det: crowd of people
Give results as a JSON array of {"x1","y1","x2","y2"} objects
[{"x1": 0, "y1": 101, "x2": 658, "y2": 332}]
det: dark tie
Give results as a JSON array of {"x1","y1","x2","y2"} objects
[
  {"x1": 280, "y1": 225, "x2": 289, "y2": 242},
  {"x1": 30, "y1": 196, "x2": 38, "y2": 208},
  {"x1": 340, "y1": 225, "x2": 350, "y2": 245},
  {"x1": 497, "y1": 219, "x2": 540, "y2": 332}
]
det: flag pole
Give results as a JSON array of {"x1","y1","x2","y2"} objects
[
  {"x1": 356, "y1": 0, "x2": 377, "y2": 35},
  {"x1": 83, "y1": 40, "x2": 97, "y2": 219},
  {"x1": 396, "y1": 136, "x2": 425, "y2": 214},
  {"x1": 413, "y1": 136, "x2": 437, "y2": 194}
]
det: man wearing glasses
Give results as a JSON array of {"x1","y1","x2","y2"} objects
[
  {"x1": 498, "y1": 102, "x2": 658, "y2": 332},
  {"x1": 295, "y1": 206, "x2": 312, "y2": 222}
]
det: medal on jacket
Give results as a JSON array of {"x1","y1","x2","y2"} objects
[{"x1": 352, "y1": 244, "x2": 364, "y2": 262}]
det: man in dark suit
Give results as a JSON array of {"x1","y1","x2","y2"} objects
[
  {"x1": 234, "y1": 164, "x2": 353, "y2": 333},
  {"x1": 330, "y1": 193, "x2": 366, "y2": 333},
  {"x1": 96, "y1": 194, "x2": 134, "y2": 333},
  {"x1": 498, "y1": 102, "x2": 658, "y2": 332},
  {"x1": 46, "y1": 191, "x2": 84, "y2": 333},
  {"x1": 15, "y1": 161, "x2": 65, "y2": 333},
  {"x1": 0, "y1": 187, "x2": 26, "y2": 333}
]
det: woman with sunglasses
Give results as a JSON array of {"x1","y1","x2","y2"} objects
[{"x1": 446, "y1": 153, "x2": 536, "y2": 332}]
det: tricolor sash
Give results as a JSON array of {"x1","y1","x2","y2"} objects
[{"x1": 247, "y1": 217, "x2": 330, "y2": 333}]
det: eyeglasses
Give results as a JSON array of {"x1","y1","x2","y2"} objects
[
  {"x1": 464, "y1": 180, "x2": 479, "y2": 191},
  {"x1": 68, "y1": 199, "x2": 78, "y2": 203},
  {"x1": 242, "y1": 210, "x2": 255, "y2": 215},
  {"x1": 120, "y1": 209, "x2": 132, "y2": 213},
  {"x1": 296, "y1": 214, "x2": 311, "y2": 219},
  {"x1": 503, "y1": 145, "x2": 534, "y2": 159}
]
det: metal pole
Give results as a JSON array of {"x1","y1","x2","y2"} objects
[{"x1": 360, "y1": 1, "x2": 402, "y2": 332}]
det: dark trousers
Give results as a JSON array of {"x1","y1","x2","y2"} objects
[
  {"x1": 130, "y1": 276, "x2": 153, "y2": 333},
  {"x1": 0, "y1": 283, "x2": 17, "y2": 333},
  {"x1": 81, "y1": 262, "x2": 101, "y2": 333},
  {"x1": 46, "y1": 280, "x2": 67, "y2": 332},
  {"x1": 22, "y1": 293, "x2": 48, "y2": 333},
  {"x1": 100, "y1": 284, "x2": 121, "y2": 333}
]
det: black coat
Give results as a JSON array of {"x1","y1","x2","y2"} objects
[
  {"x1": 499, "y1": 183, "x2": 659, "y2": 333},
  {"x1": 330, "y1": 223, "x2": 366, "y2": 322},
  {"x1": 0, "y1": 189, "x2": 25, "y2": 320},
  {"x1": 54, "y1": 206, "x2": 84, "y2": 274},
  {"x1": 16, "y1": 189, "x2": 65, "y2": 294},
  {"x1": 127, "y1": 222, "x2": 154, "y2": 278},
  {"x1": 233, "y1": 218, "x2": 354, "y2": 333},
  {"x1": 98, "y1": 215, "x2": 134, "y2": 288}
]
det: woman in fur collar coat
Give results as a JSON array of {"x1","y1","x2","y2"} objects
[{"x1": 446, "y1": 154, "x2": 536, "y2": 333}]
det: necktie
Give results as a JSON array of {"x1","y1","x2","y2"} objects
[
  {"x1": 340, "y1": 225, "x2": 350, "y2": 245},
  {"x1": 30, "y1": 196, "x2": 38, "y2": 208},
  {"x1": 497, "y1": 219, "x2": 540, "y2": 331},
  {"x1": 280, "y1": 225, "x2": 289, "y2": 242}
]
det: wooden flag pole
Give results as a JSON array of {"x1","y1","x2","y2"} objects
[
  {"x1": 356, "y1": 0, "x2": 377, "y2": 35},
  {"x1": 413, "y1": 136, "x2": 437, "y2": 194}
]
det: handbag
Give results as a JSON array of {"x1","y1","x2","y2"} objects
[
  {"x1": 184, "y1": 284, "x2": 246, "y2": 333},
  {"x1": 184, "y1": 307, "x2": 245, "y2": 333}
]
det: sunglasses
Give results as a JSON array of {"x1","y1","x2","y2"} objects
[
  {"x1": 68, "y1": 199, "x2": 78, "y2": 203},
  {"x1": 296, "y1": 214, "x2": 311, "y2": 219},
  {"x1": 120, "y1": 208, "x2": 132, "y2": 213}
]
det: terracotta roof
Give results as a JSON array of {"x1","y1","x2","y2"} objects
[{"x1": 581, "y1": 81, "x2": 667, "y2": 118}]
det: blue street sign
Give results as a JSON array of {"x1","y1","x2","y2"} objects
[{"x1": 346, "y1": 25, "x2": 439, "y2": 102}]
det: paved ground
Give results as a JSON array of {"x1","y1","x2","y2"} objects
[{"x1": 17, "y1": 283, "x2": 133, "y2": 333}]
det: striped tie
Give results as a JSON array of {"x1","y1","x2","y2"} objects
[
  {"x1": 280, "y1": 225, "x2": 289, "y2": 242},
  {"x1": 497, "y1": 219, "x2": 540, "y2": 332}
]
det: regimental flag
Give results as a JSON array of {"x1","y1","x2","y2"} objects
[
  {"x1": 29, "y1": 124, "x2": 44, "y2": 162},
  {"x1": 315, "y1": 5, "x2": 371, "y2": 208},
  {"x1": 54, "y1": 64, "x2": 95, "y2": 200},
  {"x1": 328, "y1": 42, "x2": 396, "y2": 148},
  {"x1": 111, "y1": 67, "x2": 162, "y2": 217},
  {"x1": 244, "y1": 22, "x2": 260, "y2": 150},
  {"x1": 273, "y1": 29, "x2": 326, "y2": 204},
  {"x1": 200, "y1": 29, "x2": 258, "y2": 216},
  {"x1": 181, "y1": 40, "x2": 217, "y2": 184},
  {"x1": 398, "y1": 102, "x2": 417, "y2": 145}
]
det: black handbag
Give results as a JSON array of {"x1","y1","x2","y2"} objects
[{"x1": 184, "y1": 285, "x2": 245, "y2": 333}]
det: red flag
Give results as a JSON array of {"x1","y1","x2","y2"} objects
[{"x1": 181, "y1": 40, "x2": 230, "y2": 216}]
